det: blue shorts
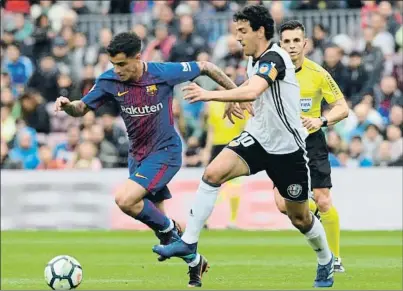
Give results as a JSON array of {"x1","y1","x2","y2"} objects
[{"x1": 128, "y1": 145, "x2": 182, "y2": 203}]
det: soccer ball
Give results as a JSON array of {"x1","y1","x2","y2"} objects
[{"x1": 44, "y1": 255, "x2": 83, "y2": 290}]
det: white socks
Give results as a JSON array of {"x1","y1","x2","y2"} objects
[
  {"x1": 181, "y1": 180, "x2": 220, "y2": 244},
  {"x1": 304, "y1": 215, "x2": 333, "y2": 265}
]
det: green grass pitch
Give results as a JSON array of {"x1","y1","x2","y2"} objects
[{"x1": 1, "y1": 230, "x2": 402, "y2": 290}]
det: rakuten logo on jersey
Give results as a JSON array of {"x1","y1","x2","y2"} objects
[{"x1": 120, "y1": 103, "x2": 163, "y2": 117}]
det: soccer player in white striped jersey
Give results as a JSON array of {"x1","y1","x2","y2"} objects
[{"x1": 153, "y1": 4, "x2": 335, "y2": 288}]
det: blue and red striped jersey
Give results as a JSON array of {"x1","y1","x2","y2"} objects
[{"x1": 82, "y1": 61, "x2": 201, "y2": 161}]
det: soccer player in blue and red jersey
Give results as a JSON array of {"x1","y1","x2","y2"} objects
[{"x1": 54, "y1": 32, "x2": 241, "y2": 287}]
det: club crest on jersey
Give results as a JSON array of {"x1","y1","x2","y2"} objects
[
  {"x1": 300, "y1": 98, "x2": 313, "y2": 112},
  {"x1": 146, "y1": 84, "x2": 158, "y2": 96},
  {"x1": 287, "y1": 184, "x2": 302, "y2": 198}
]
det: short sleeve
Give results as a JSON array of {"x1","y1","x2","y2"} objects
[
  {"x1": 255, "y1": 51, "x2": 286, "y2": 86},
  {"x1": 321, "y1": 69, "x2": 343, "y2": 104},
  {"x1": 81, "y1": 79, "x2": 110, "y2": 110},
  {"x1": 153, "y1": 62, "x2": 201, "y2": 86}
]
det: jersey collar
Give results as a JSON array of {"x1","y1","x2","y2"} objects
[{"x1": 252, "y1": 42, "x2": 274, "y2": 66}]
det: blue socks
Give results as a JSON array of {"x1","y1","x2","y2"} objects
[{"x1": 135, "y1": 199, "x2": 170, "y2": 232}]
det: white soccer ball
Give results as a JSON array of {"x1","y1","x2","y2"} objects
[{"x1": 44, "y1": 255, "x2": 83, "y2": 290}]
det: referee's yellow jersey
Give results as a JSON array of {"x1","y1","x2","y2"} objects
[
  {"x1": 296, "y1": 58, "x2": 344, "y2": 133},
  {"x1": 207, "y1": 102, "x2": 248, "y2": 145}
]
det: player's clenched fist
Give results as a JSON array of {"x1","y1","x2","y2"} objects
[{"x1": 54, "y1": 96, "x2": 71, "y2": 113}]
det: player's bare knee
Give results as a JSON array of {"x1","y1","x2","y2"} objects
[
  {"x1": 288, "y1": 210, "x2": 312, "y2": 231},
  {"x1": 115, "y1": 190, "x2": 141, "y2": 214},
  {"x1": 314, "y1": 188, "x2": 332, "y2": 212},
  {"x1": 203, "y1": 165, "x2": 225, "y2": 186}
]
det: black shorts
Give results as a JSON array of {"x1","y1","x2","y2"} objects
[
  {"x1": 226, "y1": 131, "x2": 310, "y2": 202},
  {"x1": 209, "y1": 145, "x2": 226, "y2": 163},
  {"x1": 306, "y1": 130, "x2": 332, "y2": 189}
]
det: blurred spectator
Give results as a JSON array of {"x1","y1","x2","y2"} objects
[
  {"x1": 152, "y1": 3, "x2": 178, "y2": 36},
  {"x1": 1, "y1": 104, "x2": 17, "y2": 143},
  {"x1": 132, "y1": 24, "x2": 150, "y2": 52},
  {"x1": 8, "y1": 128, "x2": 40, "y2": 170},
  {"x1": 89, "y1": 124, "x2": 119, "y2": 168},
  {"x1": 374, "y1": 76, "x2": 403, "y2": 119},
  {"x1": 36, "y1": 144, "x2": 64, "y2": 169},
  {"x1": 80, "y1": 110, "x2": 96, "y2": 131},
  {"x1": 31, "y1": 14, "x2": 55, "y2": 63},
  {"x1": 377, "y1": 1, "x2": 402, "y2": 36},
  {"x1": 2, "y1": 42, "x2": 33, "y2": 94},
  {"x1": 269, "y1": 1, "x2": 286, "y2": 42},
  {"x1": 326, "y1": 130, "x2": 347, "y2": 155},
  {"x1": 371, "y1": 12, "x2": 395, "y2": 74},
  {"x1": 70, "y1": 0, "x2": 91, "y2": 15},
  {"x1": 312, "y1": 23, "x2": 330, "y2": 53},
  {"x1": 70, "y1": 32, "x2": 98, "y2": 80},
  {"x1": 304, "y1": 37, "x2": 323, "y2": 64},
  {"x1": 90, "y1": 28, "x2": 113, "y2": 61},
  {"x1": 217, "y1": 35, "x2": 243, "y2": 69},
  {"x1": 362, "y1": 124, "x2": 383, "y2": 161},
  {"x1": 358, "y1": 26, "x2": 385, "y2": 86},
  {"x1": 30, "y1": 0, "x2": 69, "y2": 33},
  {"x1": 1, "y1": 87, "x2": 20, "y2": 119},
  {"x1": 53, "y1": 126, "x2": 80, "y2": 164},
  {"x1": 7, "y1": 13, "x2": 33, "y2": 42},
  {"x1": 345, "y1": 51, "x2": 371, "y2": 106},
  {"x1": 78, "y1": 65, "x2": 96, "y2": 98},
  {"x1": 212, "y1": 21, "x2": 237, "y2": 64},
  {"x1": 94, "y1": 49, "x2": 114, "y2": 78},
  {"x1": 169, "y1": 14, "x2": 208, "y2": 62},
  {"x1": 347, "y1": 136, "x2": 373, "y2": 167},
  {"x1": 342, "y1": 102, "x2": 383, "y2": 141},
  {"x1": 389, "y1": 105, "x2": 403, "y2": 132},
  {"x1": 27, "y1": 56, "x2": 59, "y2": 102},
  {"x1": 322, "y1": 45, "x2": 349, "y2": 94},
  {"x1": 386, "y1": 124, "x2": 403, "y2": 162},
  {"x1": 19, "y1": 90, "x2": 50, "y2": 134},
  {"x1": 70, "y1": 141, "x2": 102, "y2": 169},
  {"x1": 60, "y1": 26, "x2": 76, "y2": 50},
  {"x1": 143, "y1": 22, "x2": 176, "y2": 62},
  {"x1": 51, "y1": 37, "x2": 72, "y2": 75},
  {"x1": 1, "y1": 138, "x2": 22, "y2": 169},
  {"x1": 360, "y1": 0, "x2": 378, "y2": 29},
  {"x1": 374, "y1": 140, "x2": 391, "y2": 166},
  {"x1": 57, "y1": 73, "x2": 78, "y2": 100},
  {"x1": 100, "y1": 113, "x2": 129, "y2": 167}
]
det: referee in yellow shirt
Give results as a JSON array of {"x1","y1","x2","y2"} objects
[{"x1": 276, "y1": 20, "x2": 349, "y2": 272}]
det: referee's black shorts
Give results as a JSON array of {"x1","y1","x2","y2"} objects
[{"x1": 306, "y1": 129, "x2": 332, "y2": 189}]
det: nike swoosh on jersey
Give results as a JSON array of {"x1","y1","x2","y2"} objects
[
  {"x1": 135, "y1": 173, "x2": 148, "y2": 179},
  {"x1": 117, "y1": 91, "x2": 129, "y2": 96}
]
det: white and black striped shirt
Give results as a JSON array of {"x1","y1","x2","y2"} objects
[{"x1": 245, "y1": 43, "x2": 309, "y2": 154}]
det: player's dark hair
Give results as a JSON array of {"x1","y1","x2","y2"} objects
[
  {"x1": 106, "y1": 32, "x2": 142, "y2": 57},
  {"x1": 233, "y1": 5, "x2": 274, "y2": 41},
  {"x1": 279, "y1": 20, "x2": 306, "y2": 39}
]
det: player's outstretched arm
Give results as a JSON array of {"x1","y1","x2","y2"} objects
[
  {"x1": 197, "y1": 61, "x2": 238, "y2": 91},
  {"x1": 54, "y1": 97, "x2": 90, "y2": 117}
]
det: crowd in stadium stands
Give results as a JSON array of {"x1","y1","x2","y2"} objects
[{"x1": 1, "y1": 0, "x2": 402, "y2": 170}]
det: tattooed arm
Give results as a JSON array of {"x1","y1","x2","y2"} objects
[
  {"x1": 197, "y1": 61, "x2": 238, "y2": 90},
  {"x1": 54, "y1": 97, "x2": 91, "y2": 117}
]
